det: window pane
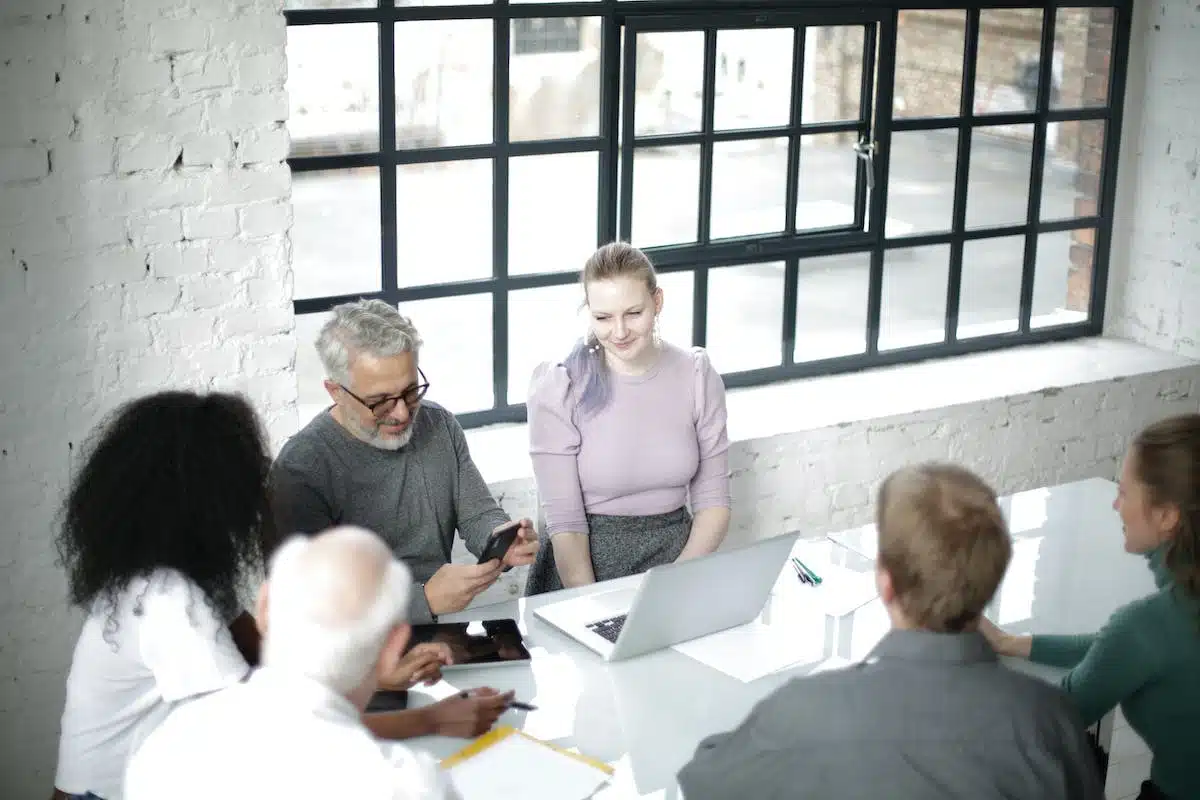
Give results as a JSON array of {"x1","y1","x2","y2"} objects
[
  {"x1": 656, "y1": 271, "x2": 694, "y2": 350},
  {"x1": 510, "y1": 17, "x2": 601, "y2": 141},
  {"x1": 509, "y1": 152, "x2": 598, "y2": 276},
  {"x1": 287, "y1": 24, "x2": 379, "y2": 158},
  {"x1": 1032, "y1": 229, "x2": 1093, "y2": 328},
  {"x1": 887, "y1": 130, "x2": 957, "y2": 237},
  {"x1": 397, "y1": 160, "x2": 492, "y2": 287},
  {"x1": 706, "y1": 262, "x2": 785, "y2": 373},
  {"x1": 966, "y1": 124, "x2": 1034, "y2": 229},
  {"x1": 395, "y1": 21, "x2": 493, "y2": 149},
  {"x1": 1042, "y1": 119, "x2": 1104, "y2": 221},
  {"x1": 1052, "y1": 8, "x2": 1114, "y2": 110},
  {"x1": 795, "y1": 252, "x2": 870, "y2": 362},
  {"x1": 714, "y1": 28, "x2": 793, "y2": 131},
  {"x1": 803, "y1": 26, "x2": 865, "y2": 124},
  {"x1": 286, "y1": 0, "x2": 375, "y2": 10},
  {"x1": 796, "y1": 133, "x2": 857, "y2": 232},
  {"x1": 295, "y1": 311, "x2": 333, "y2": 427},
  {"x1": 632, "y1": 145, "x2": 700, "y2": 248},
  {"x1": 957, "y1": 235, "x2": 1024, "y2": 339},
  {"x1": 634, "y1": 31, "x2": 704, "y2": 136},
  {"x1": 710, "y1": 138, "x2": 788, "y2": 240},
  {"x1": 402, "y1": 295, "x2": 494, "y2": 413},
  {"x1": 880, "y1": 244, "x2": 950, "y2": 350},
  {"x1": 974, "y1": 9, "x2": 1043, "y2": 115},
  {"x1": 507, "y1": 283, "x2": 584, "y2": 406},
  {"x1": 292, "y1": 169, "x2": 381, "y2": 300},
  {"x1": 894, "y1": 10, "x2": 965, "y2": 118}
]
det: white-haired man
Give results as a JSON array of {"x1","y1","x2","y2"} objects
[
  {"x1": 125, "y1": 526, "x2": 504, "y2": 799},
  {"x1": 269, "y1": 299, "x2": 539, "y2": 626}
]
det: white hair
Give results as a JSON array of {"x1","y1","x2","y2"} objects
[
  {"x1": 316, "y1": 299, "x2": 423, "y2": 386},
  {"x1": 262, "y1": 528, "x2": 412, "y2": 695}
]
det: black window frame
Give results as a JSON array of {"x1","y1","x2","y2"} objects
[{"x1": 285, "y1": 0, "x2": 1133, "y2": 430}]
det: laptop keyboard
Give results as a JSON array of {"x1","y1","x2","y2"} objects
[{"x1": 585, "y1": 614, "x2": 628, "y2": 643}]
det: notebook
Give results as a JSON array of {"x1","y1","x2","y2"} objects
[{"x1": 441, "y1": 726, "x2": 613, "y2": 800}]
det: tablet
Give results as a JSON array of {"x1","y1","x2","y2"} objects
[{"x1": 409, "y1": 618, "x2": 532, "y2": 669}]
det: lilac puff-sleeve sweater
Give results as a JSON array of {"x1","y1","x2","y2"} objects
[{"x1": 527, "y1": 343, "x2": 732, "y2": 537}]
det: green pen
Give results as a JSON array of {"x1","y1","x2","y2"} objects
[{"x1": 792, "y1": 557, "x2": 823, "y2": 585}]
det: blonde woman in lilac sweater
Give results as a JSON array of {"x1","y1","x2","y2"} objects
[{"x1": 524, "y1": 242, "x2": 732, "y2": 595}]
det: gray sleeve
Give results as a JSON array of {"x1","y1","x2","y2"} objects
[
  {"x1": 677, "y1": 695, "x2": 806, "y2": 800},
  {"x1": 444, "y1": 412, "x2": 509, "y2": 558},
  {"x1": 408, "y1": 582, "x2": 435, "y2": 624},
  {"x1": 267, "y1": 461, "x2": 335, "y2": 551}
]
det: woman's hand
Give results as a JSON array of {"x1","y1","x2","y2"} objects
[
  {"x1": 377, "y1": 642, "x2": 453, "y2": 690},
  {"x1": 976, "y1": 617, "x2": 1032, "y2": 659}
]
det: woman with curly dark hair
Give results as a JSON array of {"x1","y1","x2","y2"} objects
[
  {"x1": 51, "y1": 390, "x2": 272, "y2": 800},
  {"x1": 51, "y1": 390, "x2": 522, "y2": 800}
]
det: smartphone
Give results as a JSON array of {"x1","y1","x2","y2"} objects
[{"x1": 478, "y1": 520, "x2": 521, "y2": 564}]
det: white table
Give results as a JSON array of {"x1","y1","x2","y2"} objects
[{"x1": 404, "y1": 478, "x2": 1156, "y2": 797}]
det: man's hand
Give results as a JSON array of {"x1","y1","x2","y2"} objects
[
  {"x1": 424, "y1": 561, "x2": 505, "y2": 616},
  {"x1": 378, "y1": 642, "x2": 453, "y2": 691},
  {"x1": 423, "y1": 688, "x2": 515, "y2": 738},
  {"x1": 501, "y1": 518, "x2": 539, "y2": 568}
]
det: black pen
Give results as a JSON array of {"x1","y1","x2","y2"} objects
[
  {"x1": 458, "y1": 690, "x2": 537, "y2": 712},
  {"x1": 792, "y1": 560, "x2": 813, "y2": 585}
]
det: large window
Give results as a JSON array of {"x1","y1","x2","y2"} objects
[{"x1": 285, "y1": 1, "x2": 1129, "y2": 427}]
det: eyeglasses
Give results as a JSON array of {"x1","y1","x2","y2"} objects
[{"x1": 338, "y1": 368, "x2": 430, "y2": 419}]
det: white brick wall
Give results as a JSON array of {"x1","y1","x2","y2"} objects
[
  {"x1": 1105, "y1": 0, "x2": 1200, "y2": 359},
  {"x1": 0, "y1": 1, "x2": 295, "y2": 796}
]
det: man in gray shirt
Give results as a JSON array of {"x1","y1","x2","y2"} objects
[
  {"x1": 676, "y1": 464, "x2": 1105, "y2": 800},
  {"x1": 269, "y1": 300, "x2": 539, "y2": 624}
]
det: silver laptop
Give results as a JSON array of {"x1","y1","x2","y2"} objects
[{"x1": 533, "y1": 532, "x2": 800, "y2": 661}]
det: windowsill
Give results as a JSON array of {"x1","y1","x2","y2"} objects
[{"x1": 463, "y1": 336, "x2": 1198, "y2": 485}]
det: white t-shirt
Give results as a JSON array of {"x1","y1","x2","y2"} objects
[
  {"x1": 125, "y1": 666, "x2": 460, "y2": 800},
  {"x1": 55, "y1": 569, "x2": 250, "y2": 799}
]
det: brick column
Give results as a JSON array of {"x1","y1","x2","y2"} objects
[{"x1": 1067, "y1": 9, "x2": 1113, "y2": 312}]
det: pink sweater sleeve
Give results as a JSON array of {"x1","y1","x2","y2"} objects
[
  {"x1": 689, "y1": 348, "x2": 732, "y2": 511},
  {"x1": 527, "y1": 363, "x2": 590, "y2": 537}
]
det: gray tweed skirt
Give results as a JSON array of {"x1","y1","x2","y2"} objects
[{"x1": 524, "y1": 506, "x2": 692, "y2": 596}]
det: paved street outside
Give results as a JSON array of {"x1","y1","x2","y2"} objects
[{"x1": 291, "y1": 126, "x2": 1095, "y2": 416}]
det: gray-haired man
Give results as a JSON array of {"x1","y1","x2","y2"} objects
[{"x1": 269, "y1": 300, "x2": 539, "y2": 624}]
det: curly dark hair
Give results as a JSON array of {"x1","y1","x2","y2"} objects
[{"x1": 56, "y1": 390, "x2": 275, "y2": 623}]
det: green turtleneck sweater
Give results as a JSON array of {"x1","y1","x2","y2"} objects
[{"x1": 1030, "y1": 548, "x2": 1200, "y2": 800}]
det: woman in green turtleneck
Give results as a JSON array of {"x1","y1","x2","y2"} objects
[{"x1": 981, "y1": 413, "x2": 1200, "y2": 800}]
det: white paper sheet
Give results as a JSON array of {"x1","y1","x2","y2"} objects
[
  {"x1": 791, "y1": 562, "x2": 880, "y2": 617},
  {"x1": 671, "y1": 620, "x2": 825, "y2": 682},
  {"x1": 446, "y1": 731, "x2": 611, "y2": 800}
]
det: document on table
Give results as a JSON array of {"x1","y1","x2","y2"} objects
[
  {"x1": 796, "y1": 562, "x2": 879, "y2": 618},
  {"x1": 442, "y1": 726, "x2": 612, "y2": 800},
  {"x1": 672, "y1": 620, "x2": 826, "y2": 682}
]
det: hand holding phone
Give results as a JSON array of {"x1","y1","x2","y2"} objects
[{"x1": 478, "y1": 520, "x2": 522, "y2": 565}]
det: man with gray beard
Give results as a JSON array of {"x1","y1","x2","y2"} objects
[{"x1": 269, "y1": 300, "x2": 539, "y2": 625}]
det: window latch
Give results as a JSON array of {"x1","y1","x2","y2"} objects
[{"x1": 854, "y1": 137, "x2": 877, "y2": 192}]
